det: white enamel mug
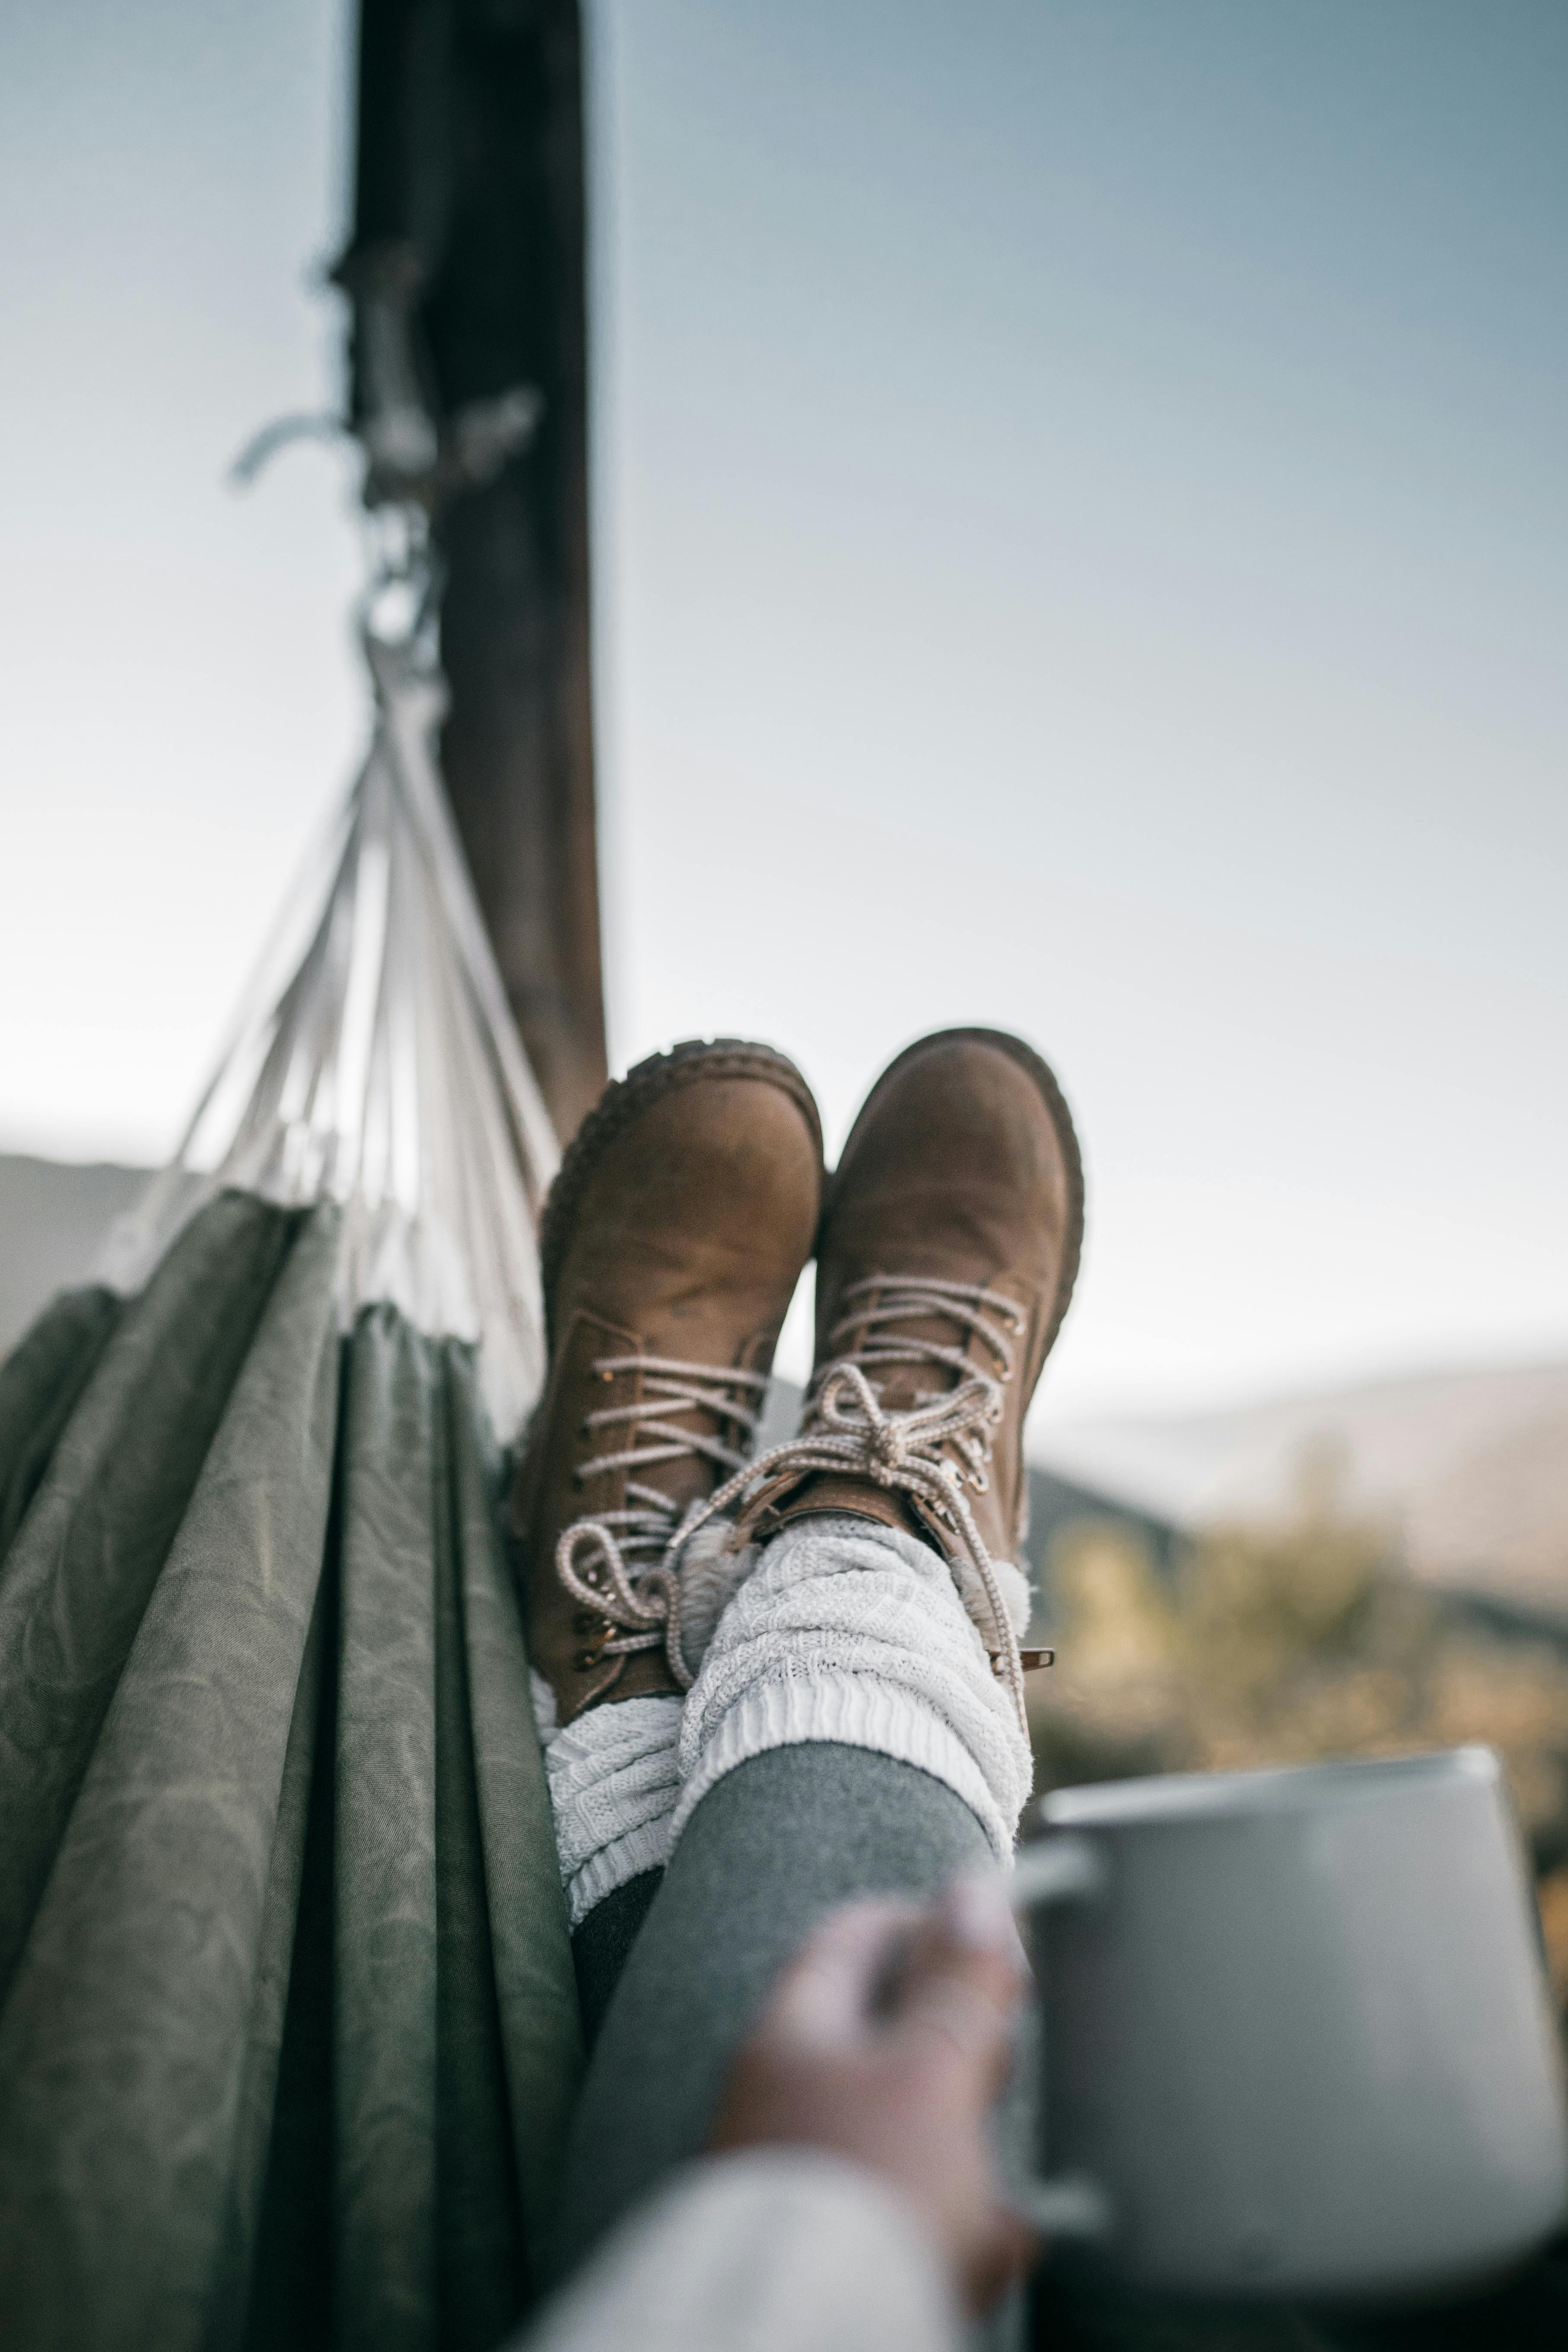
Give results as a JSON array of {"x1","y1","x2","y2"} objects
[{"x1": 1014, "y1": 1746, "x2": 1568, "y2": 2302}]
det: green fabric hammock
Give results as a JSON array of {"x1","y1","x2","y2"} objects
[
  {"x1": 0, "y1": 1204, "x2": 583, "y2": 2342},
  {"x1": 0, "y1": 1195, "x2": 581, "y2": 2351},
  {"x1": 0, "y1": 613, "x2": 580, "y2": 2349}
]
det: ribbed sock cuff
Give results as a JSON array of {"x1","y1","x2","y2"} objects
[
  {"x1": 565, "y1": 1811, "x2": 676, "y2": 1928},
  {"x1": 671, "y1": 1669, "x2": 1011, "y2": 1860},
  {"x1": 673, "y1": 1514, "x2": 1033, "y2": 1866},
  {"x1": 537, "y1": 1688, "x2": 683, "y2": 1929}
]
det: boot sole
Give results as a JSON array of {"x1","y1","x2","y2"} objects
[
  {"x1": 539, "y1": 1038, "x2": 826, "y2": 1345},
  {"x1": 825, "y1": 1026, "x2": 1086, "y2": 1393}
]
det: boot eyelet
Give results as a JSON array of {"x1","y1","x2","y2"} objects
[
  {"x1": 572, "y1": 1610, "x2": 602, "y2": 1634},
  {"x1": 573, "y1": 1648, "x2": 603, "y2": 1672}
]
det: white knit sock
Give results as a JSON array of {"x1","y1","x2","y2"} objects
[
  {"x1": 532, "y1": 1671, "x2": 683, "y2": 1929},
  {"x1": 671, "y1": 1515, "x2": 1035, "y2": 1863}
]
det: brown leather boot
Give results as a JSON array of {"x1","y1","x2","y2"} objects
[
  {"x1": 729, "y1": 1028, "x2": 1083, "y2": 1725},
  {"x1": 509, "y1": 1039, "x2": 824, "y2": 1725}
]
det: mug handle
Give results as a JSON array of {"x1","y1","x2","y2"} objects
[{"x1": 1010, "y1": 1834, "x2": 1116, "y2": 2242}]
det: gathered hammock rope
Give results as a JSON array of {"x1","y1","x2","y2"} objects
[
  {"x1": 555, "y1": 1275, "x2": 1031, "y2": 1730},
  {"x1": 99, "y1": 612, "x2": 558, "y2": 1445}
]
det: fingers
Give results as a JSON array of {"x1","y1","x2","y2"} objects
[
  {"x1": 748, "y1": 1869, "x2": 1027, "y2": 2076},
  {"x1": 760, "y1": 1897, "x2": 925, "y2": 2050},
  {"x1": 941, "y1": 1870, "x2": 1030, "y2": 1977},
  {"x1": 891, "y1": 1869, "x2": 1027, "y2": 2098},
  {"x1": 963, "y1": 2201, "x2": 1040, "y2": 2317}
]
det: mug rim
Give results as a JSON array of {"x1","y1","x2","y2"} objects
[{"x1": 1037, "y1": 1744, "x2": 1497, "y2": 1833}]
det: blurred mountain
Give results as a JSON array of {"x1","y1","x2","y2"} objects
[
  {"x1": 1035, "y1": 1362, "x2": 1568, "y2": 1614},
  {"x1": 0, "y1": 1151, "x2": 148, "y2": 1355}
]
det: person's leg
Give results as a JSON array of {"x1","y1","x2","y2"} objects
[
  {"x1": 549, "y1": 1030, "x2": 1083, "y2": 2279},
  {"x1": 552, "y1": 1503, "x2": 1035, "y2": 2272},
  {"x1": 506, "y1": 1041, "x2": 825, "y2": 2034},
  {"x1": 532, "y1": 1681, "x2": 681, "y2": 2043},
  {"x1": 570, "y1": 1871, "x2": 662, "y2": 2048},
  {"x1": 555, "y1": 1739, "x2": 988, "y2": 2270},
  {"x1": 556, "y1": 1474, "x2": 1024, "y2": 2053}
]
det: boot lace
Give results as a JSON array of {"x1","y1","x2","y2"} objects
[
  {"x1": 555, "y1": 1355, "x2": 769, "y2": 1690},
  {"x1": 673, "y1": 1275, "x2": 1031, "y2": 1732}
]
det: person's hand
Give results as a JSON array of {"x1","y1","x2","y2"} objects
[{"x1": 706, "y1": 1873, "x2": 1037, "y2": 2314}]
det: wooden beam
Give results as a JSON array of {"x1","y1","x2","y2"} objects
[{"x1": 343, "y1": 0, "x2": 607, "y2": 1146}]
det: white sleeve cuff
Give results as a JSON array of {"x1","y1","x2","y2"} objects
[{"x1": 516, "y1": 2146, "x2": 962, "y2": 2352}]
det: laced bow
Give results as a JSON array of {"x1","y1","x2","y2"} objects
[
  {"x1": 672, "y1": 1275, "x2": 1033, "y2": 1733},
  {"x1": 555, "y1": 1355, "x2": 768, "y2": 1690}
]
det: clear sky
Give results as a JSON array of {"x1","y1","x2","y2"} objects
[{"x1": 1, "y1": 1, "x2": 1564, "y2": 1419}]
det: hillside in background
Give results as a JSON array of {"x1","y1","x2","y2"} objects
[
  {"x1": 1035, "y1": 1363, "x2": 1568, "y2": 1618},
  {"x1": 0, "y1": 1152, "x2": 147, "y2": 1357}
]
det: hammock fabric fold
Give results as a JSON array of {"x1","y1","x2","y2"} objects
[{"x1": 0, "y1": 1194, "x2": 582, "y2": 2352}]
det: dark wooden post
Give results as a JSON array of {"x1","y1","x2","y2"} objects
[{"x1": 339, "y1": 0, "x2": 607, "y2": 1146}]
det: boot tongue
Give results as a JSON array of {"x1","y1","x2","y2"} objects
[{"x1": 840, "y1": 1282, "x2": 973, "y2": 1417}]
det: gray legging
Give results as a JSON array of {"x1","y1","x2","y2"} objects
[{"x1": 551, "y1": 1741, "x2": 994, "y2": 2279}]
